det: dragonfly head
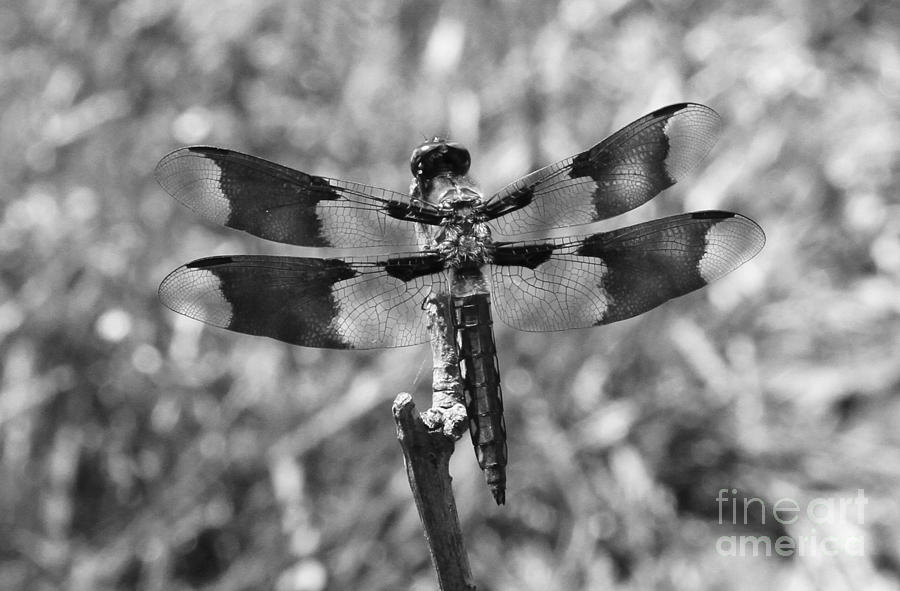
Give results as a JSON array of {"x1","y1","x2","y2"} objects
[{"x1": 410, "y1": 137, "x2": 471, "y2": 181}]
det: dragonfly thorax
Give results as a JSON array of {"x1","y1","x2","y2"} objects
[
  {"x1": 433, "y1": 219, "x2": 494, "y2": 265},
  {"x1": 410, "y1": 151, "x2": 494, "y2": 265},
  {"x1": 430, "y1": 176, "x2": 493, "y2": 265}
]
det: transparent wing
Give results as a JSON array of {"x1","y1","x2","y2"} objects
[
  {"x1": 484, "y1": 103, "x2": 722, "y2": 237},
  {"x1": 156, "y1": 147, "x2": 442, "y2": 248},
  {"x1": 159, "y1": 253, "x2": 448, "y2": 349},
  {"x1": 490, "y1": 211, "x2": 764, "y2": 331}
]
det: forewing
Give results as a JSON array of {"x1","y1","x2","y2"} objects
[
  {"x1": 158, "y1": 254, "x2": 448, "y2": 349},
  {"x1": 156, "y1": 147, "x2": 440, "y2": 248},
  {"x1": 484, "y1": 103, "x2": 722, "y2": 237},
  {"x1": 490, "y1": 211, "x2": 765, "y2": 331}
]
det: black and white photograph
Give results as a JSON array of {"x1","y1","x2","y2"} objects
[{"x1": 1, "y1": 1, "x2": 899, "y2": 589}]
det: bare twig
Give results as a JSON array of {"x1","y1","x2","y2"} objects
[{"x1": 392, "y1": 294, "x2": 474, "y2": 591}]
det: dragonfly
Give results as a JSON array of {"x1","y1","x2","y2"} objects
[{"x1": 157, "y1": 103, "x2": 765, "y2": 505}]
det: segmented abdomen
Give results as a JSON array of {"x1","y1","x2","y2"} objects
[{"x1": 453, "y1": 293, "x2": 507, "y2": 505}]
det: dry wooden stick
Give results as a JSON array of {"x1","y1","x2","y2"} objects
[{"x1": 392, "y1": 294, "x2": 475, "y2": 591}]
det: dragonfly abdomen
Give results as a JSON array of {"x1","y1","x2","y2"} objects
[{"x1": 452, "y1": 292, "x2": 508, "y2": 505}]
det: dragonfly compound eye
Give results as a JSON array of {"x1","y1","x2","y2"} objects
[{"x1": 410, "y1": 140, "x2": 471, "y2": 179}]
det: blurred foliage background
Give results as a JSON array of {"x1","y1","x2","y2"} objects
[{"x1": 2, "y1": 0, "x2": 900, "y2": 589}]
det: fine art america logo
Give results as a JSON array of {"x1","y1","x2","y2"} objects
[{"x1": 715, "y1": 489, "x2": 868, "y2": 557}]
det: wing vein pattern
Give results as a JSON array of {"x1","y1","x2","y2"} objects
[
  {"x1": 490, "y1": 211, "x2": 765, "y2": 331},
  {"x1": 159, "y1": 254, "x2": 448, "y2": 349},
  {"x1": 486, "y1": 103, "x2": 722, "y2": 237},
  {"x1": 155, "y1": 147, "x2": 428, "y2": 248}
]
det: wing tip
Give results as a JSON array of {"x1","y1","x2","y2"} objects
[
  {"x1": 158, "y1": 261, "x2": 235, "y2": 328},
  {"x1": 157, "y1": 265, "x2": 188, "y2": 317},
  {"x1": 658, "y1": 110, "x2": 722, "y2": 185},
  {"x1": 697, "y1": 211, "x2": 766, "y2": 281},
  {"x1": 154, "y1": 146, "x2": 230, "y2": 180},
  {"x1": 650, "y1": 102, "x2": 720, "y2": 120}
]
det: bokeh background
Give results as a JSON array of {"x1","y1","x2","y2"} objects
[{"x1": 2, "y1": 0, "x2": 900, "y2": 589}]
